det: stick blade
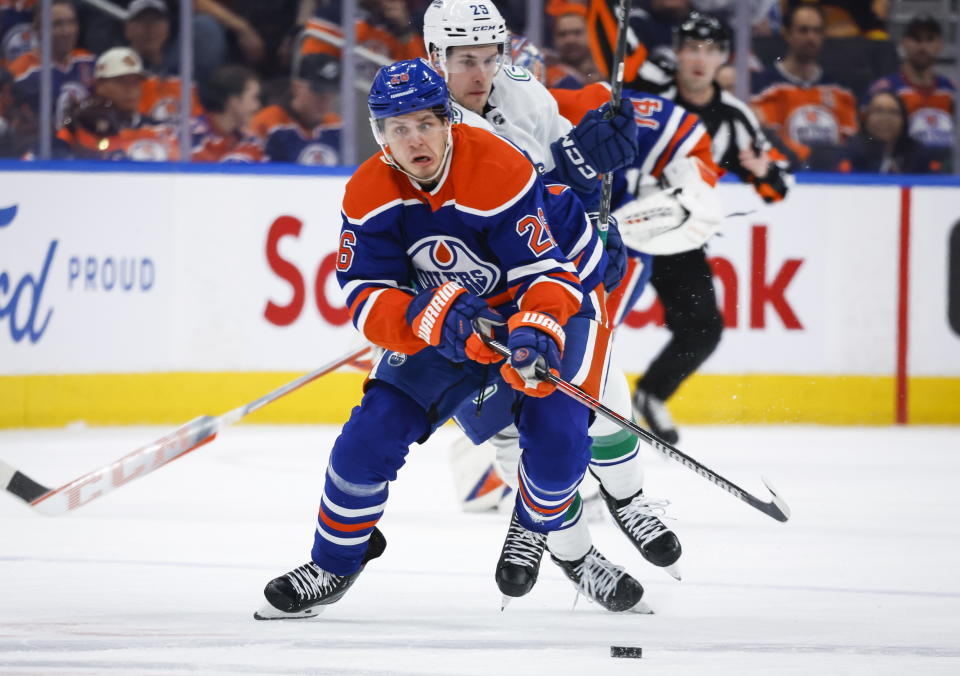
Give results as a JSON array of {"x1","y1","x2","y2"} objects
[
  {"x1": 1, "y1": 460, "x2": 52, "y2": 505},
  {"x1": 760, "y1": 475, "x2": 791, "y2": 522}
]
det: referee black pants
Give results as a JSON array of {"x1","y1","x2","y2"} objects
[{"x1": 637, "y1": 247, "x2": 724, "y2": 401}]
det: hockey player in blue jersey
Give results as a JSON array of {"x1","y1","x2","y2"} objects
[{"x1": 255, "y1": 58, "x2": 624, "y2": 619}]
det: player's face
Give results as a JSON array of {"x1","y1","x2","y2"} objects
[
  {"x1": 785, "y1": 8, "x2": 824, "y2": 63},
  {"x1": 95, "y1": 74, "x2": 144, "y2": 114},
  {"x1": 443, "y1": 45, "x2": 500, "y2": 114},
  {"x1": 902, "y1": 32, "x2": 942, "y2": 71},
  {"x1": 381, "y1": 110, "x2": 449, "y2": 181},
  {"x1": 676, "y1": 40, "x2": 726, "y2": 93}
]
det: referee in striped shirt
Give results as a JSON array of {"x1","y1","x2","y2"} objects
[{"x1": 631, "y1": 11, "x2": 794, "y2": 444}]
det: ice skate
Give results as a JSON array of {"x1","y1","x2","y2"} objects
[
  {"x1": 600, "y1": 486, "x2": 682, "y2": 580},
  {"x1": 495, "y1": 511, "x2": 547, "y2": 606},
  {"x1": 254, "y1": 528, "x2": 387, "y2": 620},
  {"x1": 551, "y1": 547, "x2": 653, "y2": 613},
  {"x1": 633, "y1": 388, "x2": 679, "y2": 445}
]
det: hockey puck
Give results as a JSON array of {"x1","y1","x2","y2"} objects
[{"x1": 610, "y1": 646, "x2": 642, "y2": 659}]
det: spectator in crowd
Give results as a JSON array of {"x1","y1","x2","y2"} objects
[
  {"x1": 0, "y1": 65, "x2": 13, "y2": 154},
  {"x1": 54, "y1": 47, "x2": 177, "y2": 160},
  {"x1": 123, "y1": 0, "x2": 203, "y2": 125},
  {"x1": 2, "y1": 77, "x2": 38, "y2": 157},
  {"x1": 194, "y1": 0, "x2": 266, "y2": 68},
  {"x1": 690, "y1": 0, "x2": 779, "y2": 36},
  {"x1": 7, "y1": 0, "x2": 93, "y2": 128},
  {"x1": 838, "y1": 89, "x2": 948, "y2": 174},
  {"x1": 91, "y1": 47, "x2": 145, "y2": 119},
  {"x1": 547, "y1": 5, "x2": 600, "y2": 88},
  {"x1": 869, "y1": 15, "x2": 955, "y2": 152},
  {"x1": 750, "y1": 3, "x2": 858, "y2": 169},
  {"x1": 1, "y1": 0, "x2": 36, "y2": 68},
  {"x1": 76, "y1": 0, "x2": 255, "y2": 84},
  {"x1": 250, "y1": 52, "x2": 340, "y2": 164},
  {"x1": 631, "y1": 0, "x2": 692, "y2": 61},
  {"x1": 715, "y1": 61, "x2": 735, "y2": 92},
  {"x1": 192, "y1": 63, "x2": 263, "y2": 162},
  {"x1": 302, "y1": 0, "x2": 426, "y2": 80},
  {"x1": 782, "y1": 0, "x2": 888, "y2": 39}
]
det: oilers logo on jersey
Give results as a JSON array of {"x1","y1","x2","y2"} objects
[
  {"x1": 127, "y1": 138, "x2": 171, "y2": 161},
  {"x1": 297, "y1": 143, "x2": 340, "y2": 165},
  {"x1": 909, "y1": 107, "x2": 954, "y2": 147},
  {"x1": 407, "y1": 236, "x2": 501, "y2": 295},
  {"x1": 787, "y1": 105, "x2": 840, "y2": 145}
]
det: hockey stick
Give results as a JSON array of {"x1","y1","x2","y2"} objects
[
  {"x1": 0, "y1": 344, "x2": 372, "y2": 515},
  {"x1": 596, "y1": 0, "x2": 634, "y2": 235},
  {"x1": 481, "y1": 336, "x2": 790, "y2": 523}
]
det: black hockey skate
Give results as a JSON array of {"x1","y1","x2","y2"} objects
[
  {"x1": 600, "y1": 486, "x2": 682, "y2": 580},
  {"x1": 495, "y1": 511, "x2": 547, "y2": 608},
  {"x1": 633, "y1": 388, "x2": 679, "y2": 445},
  {"x1": 254, "y1": 527, "x2": 387, "y2": 620},
  {"x1": 551, "y1": 547, "x2": 652, "y2": 613}
]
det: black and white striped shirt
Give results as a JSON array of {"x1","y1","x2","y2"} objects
[{"x1": 658, "y1": 82, "x2": 793, "y2": 202}]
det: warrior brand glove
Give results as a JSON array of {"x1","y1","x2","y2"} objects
[
  {"x1": 500, "y1": 311, "x2": 565, "y2": 398},
  {"x1": 406, "y1": 281, "x2": 504, "y2": 364},
  {"x1": 588, "y1": 211, "x2": 627, "y2": 292}
]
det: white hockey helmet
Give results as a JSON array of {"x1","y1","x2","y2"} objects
[{"x1": 423, "y1": 0, "x2": 509, "y2": 75}]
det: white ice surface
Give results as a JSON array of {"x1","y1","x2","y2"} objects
[{"x1": 1, "y1": 424, "x2": 959, "y2": 675}]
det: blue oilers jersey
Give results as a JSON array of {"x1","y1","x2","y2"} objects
[
  {"x1": 336, "y1": 124, "x2": 604, "y2": 356},
  {"x1": 250, "y1": 104, "x2": 342, "y2": 165}
]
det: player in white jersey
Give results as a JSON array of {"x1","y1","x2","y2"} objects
[{"x1": 423, "y1": 0, "x2": 681, "y2": 614}]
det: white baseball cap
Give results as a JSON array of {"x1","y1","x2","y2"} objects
[
  {"x1": 127, "y1": 0, "x2": 168, "y2": 19},
  {"x1": 94, "y1": 47, "x2": 145, "y2": 79}
]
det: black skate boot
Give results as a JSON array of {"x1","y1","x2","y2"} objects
[
  {"x1": 633, "y1": 388, "x2": 679, "y2": 445},
  {"x1": 254, "y1": 527, "x2": 387, "y2": 620},
  {"x1": 551, "y1": 547, "x2": 653, "y2": 613},
  {"x1": 495, "y1": 511, "x2": 547, "y2": 608},
  {"x1": 600, "y1": 486, "x2": 682, "y2": 580}
]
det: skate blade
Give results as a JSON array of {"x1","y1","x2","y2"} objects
[
  {"x1": 629, "y1": 600, "x2": 655, "y2": 614},
  {"x1": 500, "y1": 594, "x2": 513, "y2": 611},
  {"x1": 253, "y1": 602, "x2": 325, "y2": 621},
  {"x1": 662, "y1": 563, "x2": 681, "y2": 581}
]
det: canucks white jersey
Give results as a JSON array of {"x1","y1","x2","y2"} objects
[{"x1": 449, "y1": 65, "x2": 571, "y2": 173}]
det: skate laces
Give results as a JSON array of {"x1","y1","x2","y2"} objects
[
  {"x1": 617, "y1": 495, "x2": 674, "y2": 546},
  {"x1": 503, "y1": 518, "x2": 546, "y2": 568},
  {"x1": 575, "y1": 548, "x2": 626, "y2": 604},
  {"x1": 287, "y1": 563, "x2": 340, "y2": 601}
]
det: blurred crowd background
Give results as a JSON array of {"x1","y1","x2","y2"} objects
[{"x1": 0, "y1": 0, "x2": 957, "y2": 175}]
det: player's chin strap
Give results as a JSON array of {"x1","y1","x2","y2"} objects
[{"x1": 472, "y1": 324, "x2": 791, "y2": 524}]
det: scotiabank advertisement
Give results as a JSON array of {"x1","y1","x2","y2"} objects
[{"x1": 1, "y1": 168, "x2": 957, "y2": 424}]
